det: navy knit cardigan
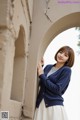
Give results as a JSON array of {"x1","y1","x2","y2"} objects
[{"x1": 36, "y1": 64, "x2": 71, "y2": 108}]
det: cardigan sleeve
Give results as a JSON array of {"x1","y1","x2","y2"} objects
[
  {"x1": 39, "y1": 67, "x2": 71, "y2": 95},
  {"x1": 38, "y1": 65, "x2": 52, "y2": 86}
]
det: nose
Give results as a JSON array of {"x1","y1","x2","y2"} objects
[
  {"x1": 60, "y1": 53, "x2": 64, "y2": 58},
  {"x1": 60, "y1": 53, "x2": 64, "y2": 56}
]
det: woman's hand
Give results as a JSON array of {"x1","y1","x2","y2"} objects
[
  {"x1": 41, "y1": 58, "x2": 44, "y2": 67},
  {"x1": 37, "y1": 61, "x2": 44, "y2": 76}
]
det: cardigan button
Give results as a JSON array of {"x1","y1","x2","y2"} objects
[{"x1": 45, "y1": 104, "x2": 48, "y2": 107}]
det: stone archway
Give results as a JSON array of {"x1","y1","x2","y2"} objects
[
  {"x1": 23, "y1": 12, "x2": 80, "y2": 120},
  {"x1": 39, "y1": 12, "x2": 80, "y2": 57}
]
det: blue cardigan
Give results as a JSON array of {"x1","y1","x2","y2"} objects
[{"x1": 36, "y1": 64, "x2": 71, "y2": 108}]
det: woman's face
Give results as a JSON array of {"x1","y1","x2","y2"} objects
[{"x1": 56, "y1": 50, "x2": 69, "y2": 64}]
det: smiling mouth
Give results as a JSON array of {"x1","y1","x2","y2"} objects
[{"x1": 58, "y1": 57, "x2": 63, "y2": 60}]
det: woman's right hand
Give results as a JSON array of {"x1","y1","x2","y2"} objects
[{"x1": 37, "y1": 59, "x2": 44, "y2": 76}]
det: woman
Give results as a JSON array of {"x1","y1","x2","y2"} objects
[{"x1": 34, "y1": 46, "x2": 75, "y2": 120}]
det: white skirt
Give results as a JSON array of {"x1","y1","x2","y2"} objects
[{"x1": 34, "y1": 99, "x2": 68, "y2": 120}]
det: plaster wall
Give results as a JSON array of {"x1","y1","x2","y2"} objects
[{"x1": 0, "y1": 0, "x2": 33, "y2": 119}]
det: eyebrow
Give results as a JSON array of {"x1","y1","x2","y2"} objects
[{"x1": 60, "y1": 50, "x2": 69, "y2": 55}]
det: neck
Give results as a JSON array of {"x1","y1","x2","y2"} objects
[{"x1": 55, "y1": 62, "x2": 64, "y2": 69}]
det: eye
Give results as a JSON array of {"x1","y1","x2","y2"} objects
[
  {"x1": 64, "y1": 53, "x2": 69, "y2": 57},
  {"x1": 59, "y1": 50, "x2": 63, "y2": 53}
]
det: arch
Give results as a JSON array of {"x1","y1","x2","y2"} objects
[
  {"x1": 10, "y1": 25, "x2": 26, "y2": 102},
  {"x1": 39, "y1": 12, "x2": 80, "y2": 57},
  {"x1": 23, "y1": 12, "x2": 80, "y2": 118}
]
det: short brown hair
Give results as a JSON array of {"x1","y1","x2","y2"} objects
[{"x1": 54, "y1": 46, "x2": 75, "y2": 67}]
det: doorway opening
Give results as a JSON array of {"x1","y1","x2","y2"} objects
[
  {"x1": 10, "y1": 26, "x2": 26, "y2": 102},
  {"x1": 43, "y1": 27, "x2": 80, "y2": 120}
]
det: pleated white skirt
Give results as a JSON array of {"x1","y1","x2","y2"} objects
[{"x1": 34, "y1": 100, "x2": 68, "y2": 120}]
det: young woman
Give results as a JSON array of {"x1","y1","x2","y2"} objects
[{"x1": 34, "y1": 46, "x2": 75, "y2": 120}]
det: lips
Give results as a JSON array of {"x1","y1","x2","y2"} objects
[{"x1": 58, "y1": 56, "x2": 63, "y2": 60}]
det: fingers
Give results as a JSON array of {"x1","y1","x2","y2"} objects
[
  {"x1": 41, "y1": 58, "x2": 44, "y2": 66},
  {"x1": 37, "y1": 61, "x2": 43, "y2": 76},
  {"x1": 37, "y1": 62, "x2": 42, "y2": 69}
]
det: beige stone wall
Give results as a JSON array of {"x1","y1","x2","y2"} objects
[
  {"x1": 0, "y1": 0, "x2": 80, "y2": 120},
  {"x1": 0, "y1": 0, "x2": 33, "y2": 119}
]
